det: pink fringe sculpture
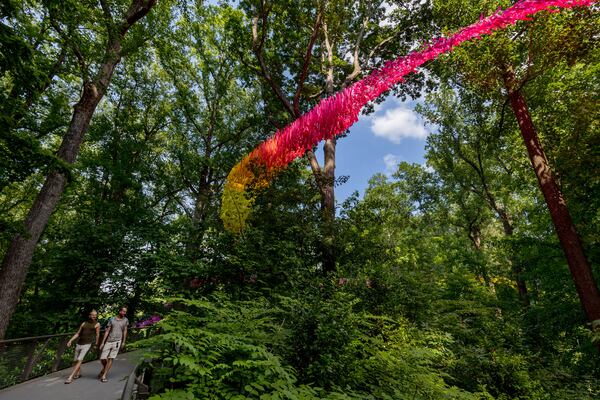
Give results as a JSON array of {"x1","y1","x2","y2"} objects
[{"x1": 221, "y1": 0, "x2": 596, "y2": 233}]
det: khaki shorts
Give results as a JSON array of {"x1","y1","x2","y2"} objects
[
  {"x1": 100, "y1": 341, "x2": 121, "y2": 359},
  {"x1": 74, "y1": 343, "x2": 92, "y2": 361}
]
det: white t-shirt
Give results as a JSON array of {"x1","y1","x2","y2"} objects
[{"x1": 106, "y1": 316, "x2": 128, "y2": 342}]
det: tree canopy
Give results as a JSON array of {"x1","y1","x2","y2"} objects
[{"x1": 1, "y1": 1, "x2": 599, "y2": 398}]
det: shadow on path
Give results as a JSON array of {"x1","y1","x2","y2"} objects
[{"x1": 0, "y1": 351, "x2": 140, "y2": 400}]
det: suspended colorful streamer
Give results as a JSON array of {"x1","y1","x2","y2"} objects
[{"x1": 221, "y1": 0, "x2": 596, "y2": 233}]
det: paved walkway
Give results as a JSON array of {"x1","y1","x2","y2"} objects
[{"x1": 0, "y1": 351, "x2": 140, "y2": 400}]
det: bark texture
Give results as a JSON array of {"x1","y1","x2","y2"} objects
[
  {"x1": 0, "y1": 0, "x2": 157, "y2": 340},
  {"x1": 504, "y1": 71, "x2": 600, "y2": 324},
  {"x1": 251, "y1": 4, "x2": 338, "y2": 273}
]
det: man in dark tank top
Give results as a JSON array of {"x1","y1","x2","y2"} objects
[{"x1": 64, "y1": 310, "x2": 100, "y2": 384}]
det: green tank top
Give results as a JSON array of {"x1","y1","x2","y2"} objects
[{"x1": 77, "y1": 321, "x2": 98, "y2": 345}]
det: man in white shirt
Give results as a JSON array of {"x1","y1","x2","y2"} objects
[{"x1": 98, "y1": 306, "x2": 129, "y2": 382}]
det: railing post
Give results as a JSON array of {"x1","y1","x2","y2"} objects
[
  {"x1": 19, "y1": 339, "x2": 39, "y2": 382},
  {"x1": 136, "y1": 373, "x2": 150, "y2": 399},
  {"x1": 52, "y1": 336, "x2": 69, "y2": 372},
  {"x1": 20, "y1": 337, "x2": 52, "y2": 381}
]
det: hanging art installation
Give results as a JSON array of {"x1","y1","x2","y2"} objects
[{"x1": 220, "y1": 0, "x2": 596, "y2": 233}]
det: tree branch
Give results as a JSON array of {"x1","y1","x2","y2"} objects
[
  {"x1": 293, "y1": 7, "x2": 323, "y2": 116},
  {"x1": 251, "y1": 8, "x2": 295, "y2": 117},
  {"x1": 49, "y1": 20, "x2": 88, "y2": 80},
  {"x1": 366, "y1": 34, "x2": 395, "y2": 66},
  {"x1": 99, "y1": 0, "x2": 116, "y2": 43},
  {"x1": 342, "y1": 14, "x2": 369, "y2": 88},
  {"x1": 322, "y1": 21, "x2": 334, "y2": 95},
  {"x1": 120, "y1": 0, "x2": 157, "y2": 37},
  {"x1": 305, "y1": 149, "x2": 327, "y2": 197}
]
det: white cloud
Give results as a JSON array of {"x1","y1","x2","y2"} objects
[
  {"x1": 383, "y1": 154, "x2": 402, "y2": 176},
  {"x1": 371, "y1": 105, "x2": 428, "y2": 143},
  {"x1": 379, "y1": 2, "x2": 398, "y2": 27}
]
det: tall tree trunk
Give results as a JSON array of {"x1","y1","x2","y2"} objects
[
  {"x1": 0, "y1": 0, "x2": 157, "y2": 340},
  {"x1": 504, "y1": 70, "x2": 600, "y2": 325},
  {"x1": 0, "y1": 86, "x2": 103, "y2": 340},
  {"x1": 321, "y1": 137, "x2": 336, "y2": 273},
  {"x1": 318, "y1": 19, "x2": 337, "y2": 274},
  {"x1": 186, "y1": 165, "x2": 212, "y2": 260},
  {"x1": 127, "y1": 283, "x2": 142, "y2": 322},
  {"x1": 251, "y1": 4, "x2": 336, "y2": 272}
]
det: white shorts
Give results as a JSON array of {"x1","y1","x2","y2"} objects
[
  {"x1": 74, "y1": 343, "x2": 92, "y2": 361},
  {"x1": 100, "y1": 341, "x2": 121, "y2": 359}
]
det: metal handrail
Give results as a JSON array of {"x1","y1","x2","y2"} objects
[
  {"x1": 0, "y1": 333, "x2": 71, "y2": 345},
  {"x1": 0, "y1": 327, "x2": 148, "y2": 390}
]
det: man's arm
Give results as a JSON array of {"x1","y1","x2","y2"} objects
[
  {"x1": 121, "y1": 323, "x2": 128, "y2": 350},
  {"x1": 94, "y1": 323, "x2": 100, "y2": 347},
  {"x1": 66, "y1": 323, "x2": 84, "y2": 347},
  {"x1": 100, "y1": 321, "x2": 112, "y2": 348}
]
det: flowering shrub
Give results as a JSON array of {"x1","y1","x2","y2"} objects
[{"x1": 135, "y1": 315, "x2": 162, "y2": 329}]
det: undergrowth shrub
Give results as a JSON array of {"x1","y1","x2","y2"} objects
[{"x1": 136, "y1": 292, "x2": 481, "y2": 399}]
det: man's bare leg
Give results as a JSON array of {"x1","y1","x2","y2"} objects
[
  {"x1": 101, "y1": 358, "x2": 114, "y2": 381},
  {"x1": 72, "y1": 360, "x2": 83, "y2": 377},
  {"x1": 65, "y1": 360, "x2": 83, "y2": 383},
  {"x1": 99, "y1": 358, "x2": 107, "y2": 378}
]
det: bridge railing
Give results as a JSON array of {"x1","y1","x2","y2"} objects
[
  {"x1": 0, "y1": 328, "x2": 149, "y2": 389},
  {"x1": 121, "y1": 362, "x2": 150, "y2": 400}
]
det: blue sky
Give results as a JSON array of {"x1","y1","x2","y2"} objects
[
  {"x1": 314, "y1": 96, "x2": 430, "y2": 204},
  {"x1": 203, "y1": 0, "x2": 431, "y2": 205}
]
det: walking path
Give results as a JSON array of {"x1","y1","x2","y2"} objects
[{"x1": 0, "y1": 351, "x2": 140, "y2": 400}]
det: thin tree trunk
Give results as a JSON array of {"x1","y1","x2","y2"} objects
[
  {"x1": 186, "y1": 165, "x2": 212, "y2": 260},
  {"x1": 457, "y1": 141, "x2": 529, "y2": 304},
  {"x1": 496, "y1": 209, "x2": 530, "y2": 307},
  {"x1": 321, "y1": 136, "x2": 336, "y2": 273},
  {"x1": 467, "y1": 222, "x2": 493, "y2": 289},
  {"x1": 0, "y1": 0, "x2": 157, "y2": 341},
  {"x1": 504, "y1": 71, "x2": 600, "y2": 325},
  {"x1": 127, "y1": 283, "x2": 142, "y2": 322},
  {"x1": 319, "y1": 19, "x2": 337, "y2": 274}
]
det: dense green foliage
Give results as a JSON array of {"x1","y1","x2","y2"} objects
[{"x1": 1, "y1": 0, "x2": 599, "y2": 398}]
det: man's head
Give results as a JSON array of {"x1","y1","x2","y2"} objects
[
  {"x1": 118, "y1": 306, "x2": 128, "y2": 317},
  {"x1": 89, "y1": 310, "x2": 98, "y2": 321}
]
